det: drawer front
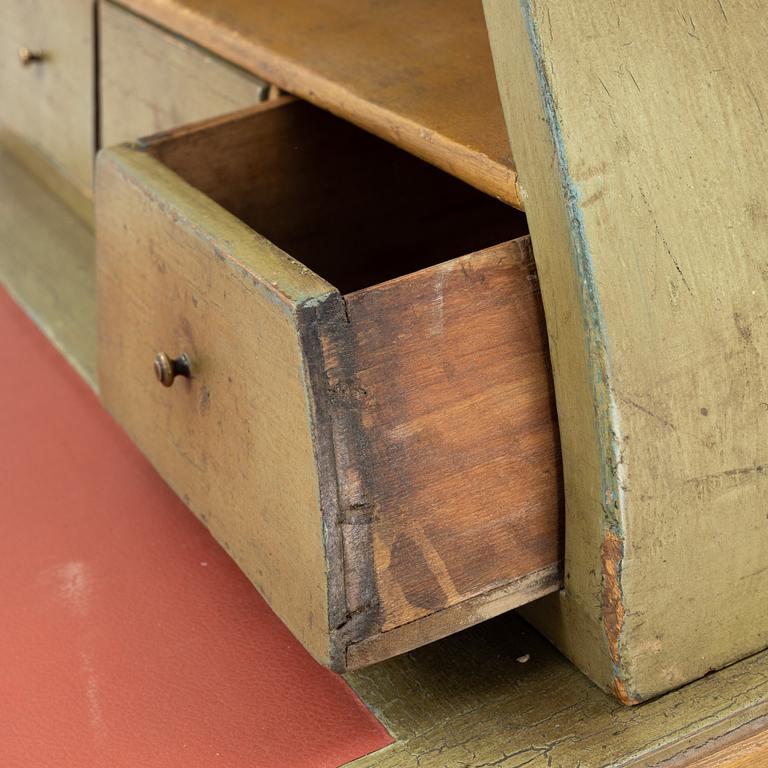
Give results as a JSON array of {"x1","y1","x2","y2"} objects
[
  {"x1": 0, "y1": 0, "x2": 94, "y2": 193},
  {"x1": 100, "y1": 2, "x2": 270, "y2": 147},
  {"x1": 96, "y1": 145, "x2": 337, "y2": 665}
]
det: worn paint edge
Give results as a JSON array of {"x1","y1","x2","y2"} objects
[
  {"x1": 517, "y1": 0, "x2": 633, "y2": 701},
  {"x1": 312, "y1": 295, "x2": 382, "y2": 668},
  {"x1": 95, "y1": 146, "x2": 336, "y2": 310},
  {"x1": 94, "y1": 145, "x2": 339, "y2": 666},
  {"x1": 296, "y1": 293, "x2": 381, "y2": 671}
]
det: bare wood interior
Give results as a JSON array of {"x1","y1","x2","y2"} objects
[
  {"x1": 323, "y1": 237, "x2": 562, "y2": 667},
  {"x1": 337, "y1": 238, "x2": 562, "y2": 638},
  {"x1": 143, "y1": 98, "x2": 528, "y2": 294},
  {"x1": 113, "y1": 0, "x2": 522, "y2": 207},
  {"x1": 108, "y1": 96, "x2": 563, "y2": 666}
]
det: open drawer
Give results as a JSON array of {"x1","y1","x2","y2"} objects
[{"x1": 95, "y1": 97, "x2": 561, "y2": 670}]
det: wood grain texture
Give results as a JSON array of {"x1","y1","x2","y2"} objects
[
  {"x1": 682, "y1": 724, "x2": 768, "y2": 768},
  {"x1": 0, "y1": 0, "x2": 94, "y2": 195},
  {"x1": 96, "y1": 145, "x2": 337, "y2": 665},
  {"x1": 324, "y1": 238, "x2": 561, "y2": 639},
  {"x1": 0, "y1": 148, "x2": 95, "y2": 385},
  {"x1": 484, "y1": 1, "x2": 768, "y2": 701},
  {"x1": 110, "y1": 0, "x2": 523, "y2": 207},
  {"x1": 99, "y1": 2, "x2": 269, "y2": 147},
  {"x1": 142, "y1": 99, "x2": 526, "y2": 295},
  {"x1": 345, "y1": 565, "x2": 559, "y2": 669},
  {"x1": 344, "y1": 613, "x2": 768, "y2": 768}
]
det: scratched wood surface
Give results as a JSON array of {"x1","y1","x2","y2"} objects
[
  {"x1": 100, "y1": 2, "x2": 269, "y2": 147},
  {"x1": 0, "y1": 0, "x2": 94, "y2": 195},
  {"x1": 484, "y1": 1, "x2": 768, "y2": 701},
  {"x1": 111, "y1": 0, "x2": 522, "y2": 207},
  {"x1": 96, "y1": 98, "x2": 562, "y2": 667},
  {"x1": 330, "y1": 239, "x2": 561, "y2": 643}
]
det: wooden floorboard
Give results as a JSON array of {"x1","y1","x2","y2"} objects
[{"x1": 677, "y1": 719, "x2": 768, "y2": 768}]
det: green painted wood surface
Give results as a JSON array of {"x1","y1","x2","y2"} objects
[
  {"x1": 0, "y1": 147, "x2": 95, "y2": 385},
  {"x1": 346, "y1": 614, "x2": 768, "y2": 767},
  {"x1": 483, "y1": 0, "x2": 768, "y2": 701}
]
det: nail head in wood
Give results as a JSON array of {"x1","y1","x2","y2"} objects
[
  {"x1": 153, "y1": 352, "x2": 190, "y2": 387},
  {"x1": 18, "y1": 47, "x2": 45, "y2": 66}
]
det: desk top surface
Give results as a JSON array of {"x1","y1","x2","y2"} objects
[{"x1": 116, "y1": 0, "x2": 522, "y2": 208}]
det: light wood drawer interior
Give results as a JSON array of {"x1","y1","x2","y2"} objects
[
  {"x1": 99, "y1": 2, "x2": 270, "y2": 148},
  {"x1": 96, "y1": 98, "x2": 561, "y2": 669},
  {"x1": 0, "y1": 0, "x2": 94, "y2": 195}
]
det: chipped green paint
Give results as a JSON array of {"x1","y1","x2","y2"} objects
[
  {"x1": 518, "y1": 0, "x2": 631, "y2": 699},
  {"x1": 345, "y1": 613, "x2": 768, "y2": 767}
]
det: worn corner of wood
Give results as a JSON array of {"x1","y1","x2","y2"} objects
[
  {"x1": 326, "y1": 632, "x2": 350, "y2": 674},
  {"x1": 601, "y1": 530, "x2": 641, "y2": 705},
  {"x1": 93, "y1": 143, "x2": 147, "y2": 193},
  {"x1": 612, "y1": 676, "x2": 640, "y2": 707}
]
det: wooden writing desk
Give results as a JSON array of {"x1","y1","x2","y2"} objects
[{"x1": 2, "y1": 0, "x2": 768, "y2": 764}]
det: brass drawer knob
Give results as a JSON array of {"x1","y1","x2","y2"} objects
[
  {"x1": 18, "y1": 47, "x2": 45, "y2": 66},
  {"x1": 154, "y1": 352, "x2": 191, "y2": 387}
]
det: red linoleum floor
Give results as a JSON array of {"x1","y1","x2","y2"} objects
[{"x1": 0, "y1": 286, "x2": 392, "y2": 767}]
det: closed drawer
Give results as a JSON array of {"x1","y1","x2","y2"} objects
[
  {"x1": 95, "y1": 98, "x2": 562, "y2": 670},
  {"x1": 99, "y1": 2, "x2": 270, "y2": 148},
  {"x1": 0, "y1": 0, "x2": 94, "y2": 195}
]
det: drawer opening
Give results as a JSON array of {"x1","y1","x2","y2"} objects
[
  {"x1": 97, "y1": 95, "x2": 562, "y2": 670},
  {"x1": 144, "y1": 98, "x2": 529, "y2": 294}
]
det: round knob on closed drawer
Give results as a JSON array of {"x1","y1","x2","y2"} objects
[
  {"x1": 18, "y1": 47, "x2": 45, "y2": 66},
  {"x1": 154, "y1": 352, "x2": 191, "y2": 387}
]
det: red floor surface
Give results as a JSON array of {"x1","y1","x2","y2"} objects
[{"x1": 0, "y1": 287, "x2": 392, "y2": 767}]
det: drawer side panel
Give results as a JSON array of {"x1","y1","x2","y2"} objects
[{"x1": 334, "y1": 238, "x2": 562, "y2": 633}]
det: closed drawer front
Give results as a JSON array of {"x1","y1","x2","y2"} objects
[
  {"x1": 95, "y1": 98, "x2": 562, "y2": 670},
  {"x1": 0, "y1": 0, "x2": 94, "y2": 194},
  {"x1": 100, "y1": 2, "x2": 270, "y2": 148}
]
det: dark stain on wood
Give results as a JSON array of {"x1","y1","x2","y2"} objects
[
  {"x1": 311, "y1": 292, "x2": 382, "y2": 662},
  {"x1": 389, "y1": 531, "x2": 449, "y2": 612},
  {"x1": 339, "y1": 237, "x2": 563, "y2": 632}
]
